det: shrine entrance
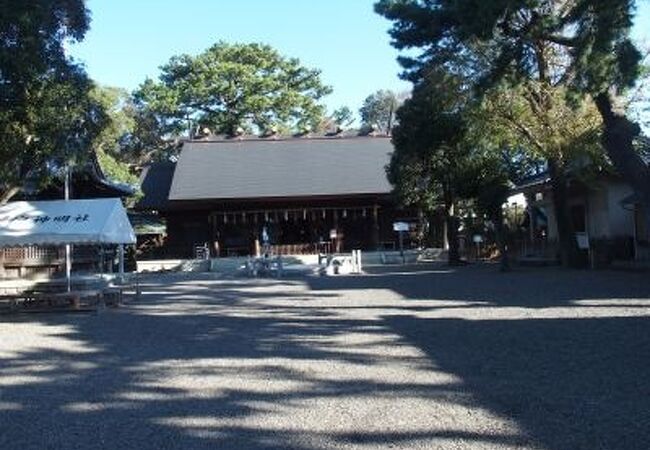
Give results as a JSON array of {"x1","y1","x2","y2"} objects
[{"x1": 209, "y1": 206, "x2": 383, "y2": 256}]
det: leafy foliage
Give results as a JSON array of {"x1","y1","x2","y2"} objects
[
  {"x1": 389, "y1": 98, "x2": 467, "y2": 208},
  {"x1": 388, "y1": 70, "x2": 473, "y2": 263},
  {"x1": 95, "y1": 147, "x2": 139, "y2": 189},
  {"x1": 331, "y1": 106, "x2": 355, "y2": 128},
  {"x1": 0, "y1": 70, "x2": 105, "y2": 200},
  {"x1": 90, "y1": 86, "x2": 135, "y2": 157},
  {"x1": 134, "y1": 42, "x2": 332, "y2": 136},
  {"x1": 0, "y1": 0, "x2": 89, "y2": 103},
  {"x1": 375, "y1": 0, "x2": 642, "y2": 95},
  {"x1": 376, "y1": 0, "x2": 648, "y2": 267},
  {"x1": 0, "y1": 0, "x2": 100, "y2": 202},
  {"x1": 88, "y1": 86, "x2": 141, "y2": 188},
  {"x1": 88, "y1": 85, "x2": 182, "y2": 166},
  {"x1": 359, "y1": 90, "x2": 404, "y2": 133},
  {"x1": 480, "y1": 82, "x2": 603, "y2": 166},
  {"x1": 122, "y1": 107, "x2": 182, "y2": 164}
]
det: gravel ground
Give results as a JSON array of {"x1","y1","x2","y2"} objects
[{"x1": 1, "y1": 264, "x2": 649, "y2": 450}]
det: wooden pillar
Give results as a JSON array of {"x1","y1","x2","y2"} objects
[
  {"x1": 319, "y1": 209, "x2": 327, "y2": 246},
  {"x1": 210, "y1": 212, "x2": 221, "y2": 257},
  {"x1": 333, "y1": 209, "x2": 341, "y2": 253},
  {"x1": 118, "y1": 244, "x2": 125, "y2": 282},
  {"x1": 371, "y1": 205, "x2": 380, "y2": 250}
]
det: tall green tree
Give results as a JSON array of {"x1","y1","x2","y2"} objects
[
  {"x1": 376, "y1": 0, "x2": 650, "y2": 261},
  {"x1": 89, "y1": 86, "x2": 140, "y2": 187},
  {"x1": 466, "y1": 156, "x2": 513, "y2": 271},
  {"x1": 331, "y1": 106, "x2": 355, "y2": 129},
  {"x1": 120, "y1": 106, "x2": 182, "y2": 164},
  {"x1": 134, "y1": 42, "x2": 332, "y2": 137},
  {"x1": 389, "y1": 72, "x2": 471, "y2": 265},
  {"x1": 479, "y1": 82, "x2": 604, "y2": 265},
  {"x1": 461, "y1": 89, "x2": 554, "y2": 270},
  {"x1": 359, "y1": 89, "x2": 404, "y2": 133},
  {"x1": 90, "y1": 86, "x2": 135, "y2": 157},
  {"x1": 0, "y1": 0, "x2": 101, "y2": 203}
]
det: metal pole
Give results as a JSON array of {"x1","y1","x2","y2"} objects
[{"x1": 64, "y1": 165, "x2": 71, "y2": 292}]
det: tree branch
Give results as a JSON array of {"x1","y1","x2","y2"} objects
[
  {"x1": 540, "y1": 34, "x2": 578, "y2": 48},
  {"x1": 0, "y1": 186, "x2": 21, "y2": 205},
  {"x1": 498, "y1": 110, "x2": 546, "y2": 153}
]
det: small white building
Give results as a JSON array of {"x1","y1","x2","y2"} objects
[{"x1": 516, "y1": 173, "x2": 648, "y2": 263}]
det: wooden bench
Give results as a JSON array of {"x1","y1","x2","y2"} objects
[
  {"x1": 0, "y1": 273, "x2": 141, "y2": 313},
  {"x1": 0, "y1": 289, "x2": 103, "y2": 313},
  {"x1": 0, "y1": 294, "x2": 20, "y2": 312}
]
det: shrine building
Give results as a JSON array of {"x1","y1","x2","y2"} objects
[{"x1": 137, "y1": 134, "x2": 417, "y2": 258}]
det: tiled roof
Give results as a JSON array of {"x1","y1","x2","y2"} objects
[
  {"x1": 136, "y1": 161, "x2": 176, "y2": 210},
  {"x1": 168, "y1": 136, "x2": 394, "y2": 201}
]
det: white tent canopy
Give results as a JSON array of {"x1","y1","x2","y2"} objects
[{"x1": 0, "y1": 198, "x2": 135, "y2": 247}]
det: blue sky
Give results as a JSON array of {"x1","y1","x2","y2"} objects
[
  {"x1": 69, "y1": 0, "x2": 411, "y2": 117},
  {"x1": 70, "y1": 0, "x2": 650, "y2": 119}
]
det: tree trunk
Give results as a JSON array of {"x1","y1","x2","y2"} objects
[
  {"x1": 0, "y1": 186, "x2": 20, "y2": 205},
  {"x1": 445, "y1": 211, "x2": 461, "y2": 265},
  {"x1": 547, "y1": 158, "x2": 582, "y2": 268},
  {"x1": 417, "y1": 208, "x2": 426, "y2": 248},
  {"x1": 426, "y1": 209, "x2": 443, "y2": 248},
  {"x1": 645, "y1": 205, "x2": 650, "y2": 253},
  {"x1": 492, "y1": 208, "x2": 511, "y2": 272},
  {"x1": 443, "y1": 189, "x2": 461, "y2": 265},
  {"x1": 442, "y1": 211, "x2": 449, "y2": 250},
  {"x1": 594, "y1": 92, "x2": 650, "y2": 231}
]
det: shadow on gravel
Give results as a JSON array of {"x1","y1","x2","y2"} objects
[
  {"x1": 0, "y1": 281, "x2": 412, "y2": 449},
  {"x1": 1, "y1": 268, "x2": 649, "y2": 449},
  {"x1": 306, "y1": 263, "x2": 650, "y2": 307},
  {"x1": 385, "y1": 314, "x2": 650, "y2": 450},
  {"x1": 0, "y1": 324, "x2": 355, "y2": 448}
]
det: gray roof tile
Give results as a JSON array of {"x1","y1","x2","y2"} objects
[
  {"x1": 137, "y1": 162, "x2": 176, "y2": 210},
  {"x1": 169, "y1": 137, "x2": 394, "y2": 201}
]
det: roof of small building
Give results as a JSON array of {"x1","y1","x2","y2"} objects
[
  {"x1": 512, "y1": 172, "x2": 551, "y2": 193},
  {"x1": 21, "y1": 153, "x2": 136, "y2": 201},
  {"x1": 194, "y1": 129, "x2": 379, "y2": 141},
  {"x1": 137, "y1": 161, "x2": 176, "y2": 210},
  {"x1": 168, "y1": 136, "x2": 394, "y2": 202}
]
